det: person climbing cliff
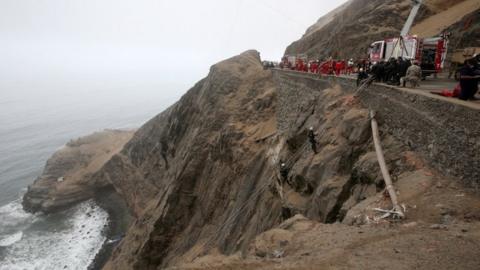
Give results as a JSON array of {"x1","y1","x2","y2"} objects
[
  {"x1": 308, "y1": 127, "x2": 318, "y2": 154},
  {"x1": 280, "y1": 163, "x2": 289, "y2": 183}
]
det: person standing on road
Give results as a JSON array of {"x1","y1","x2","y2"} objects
[
  {"x1": 398, "y1": 58, "x2": 410, "y2": 84},
  {"x1": 357, "y1": 68, "x2": 369, "y2": 87},
  {"x1": 401, "y1": 61, "x2": 422, "y2": 88},
  {"x1": 459, "y1": 59, "x2": 480, "y2": 100},
  {"x1": 347, "y1": 59, "x2": 354, "y2": 75}
]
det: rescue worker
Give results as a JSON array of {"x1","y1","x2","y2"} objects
[
  {"x1": 280, "y1": 163, "x2": 289, "y2": 183},
  {"x1": 401, "y1": 60, "x2": 422, "y2": 88},
  {"x1": 347, "y1": 58, "x2": 354, "y2": 75},
  {"x1": 371, "y1": 62, "x2": 379, "y2": 81},
  {"x1": 307, "y1": 127, "x2": 318, "y2": 154},
  {"x1": 376, "y1": 61, "x2": 386, "y2": 82},
  {"x1": 458, "y1": 58, "x2": 480, "y2": 100},
  {"x1": 379, "y1": 61, "x2": 387, "y2": 82},
  {"x1": 357, "y1": 68, "x2": 369, "y2": 86},
  {"x1": 397, "y1": 57, "x2": 409, "y2": 85},
  {"x1": 388, "y1": 58, "x2": 399, "y2": 84},
  {"x1": 473, "y1": 54, "x2": 480, "y2": 96},
  {"x1": 384, "y1": 59, "x2": 392, "y2": 82}
]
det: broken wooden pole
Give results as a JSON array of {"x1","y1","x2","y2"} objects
[{"x1": 370, "y1": 111, "x2": 405, "y2": 218}]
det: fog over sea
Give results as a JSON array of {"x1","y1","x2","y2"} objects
[{"x1": 0, "y1": 76, "x2": 187, "y2": 269}]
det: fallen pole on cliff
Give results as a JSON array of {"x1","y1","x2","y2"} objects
[{"x1": 370, "y1": 110, "x2": 405, "y2": 219}]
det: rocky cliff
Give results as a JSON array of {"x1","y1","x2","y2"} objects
[
  {"x1": 285, "y1": 0, "x2": 477, "y2": 59},
  {"x1": 21, "y1": 1, "x2": 480, "y2": 269},
  {"x1": 97, "y1": 50, "x2": 464, "y2": 269},
  {"x1": 23, "y1": 130, "x2": 134, "y2": 213},
  {"x1": 23, "y1": 49, "x2": 480, "y2": 269}
]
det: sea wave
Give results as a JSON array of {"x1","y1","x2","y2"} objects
[
  {"x1": 0, "y1": 232, "x2": 23, "y2": 247},
  {"x1": 0, "y1": 200, "x2": 108, "y2": 270},
  {"x1": 0, "y1": 199, "x2": 36, "y2": 234}
]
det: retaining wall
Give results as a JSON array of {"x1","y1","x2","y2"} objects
[{"x1": 273, "y1": 69, "x2": 480, "y2": 186}]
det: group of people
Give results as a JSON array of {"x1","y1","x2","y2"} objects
[
  {"x1": 357, "y1": 57, "x2": 422, "y2": 89},
  {"x1": 370, "y1": 57, "x2": 417, "y2": 86},
  {"x1": 279, "y1": 53, "x2": 479, "y2": 101},
  {"x1": 280, "y1": 56, "x2": 368, "y2": 76}
]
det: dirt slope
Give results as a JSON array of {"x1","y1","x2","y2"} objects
[
  {"x1": 411, "y1": 0, "x2": 480, "y2": 37},
  {"x1": 285, "y1": 0, "x2": 477, "y2": 59}
]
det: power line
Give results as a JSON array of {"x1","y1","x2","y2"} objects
[{"x1": 255, "y1": 0, "x2": 310, "y2": 31}]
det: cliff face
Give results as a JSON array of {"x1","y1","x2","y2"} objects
[
  {"x1": 96, "y1": 51, "x2": 429, "y2": 269},
  {"x1": 101, "y1": 51, "x2": 281, "y2": 269},
  {"x1": 21, "y1": 49, "x2": 480, "y2": 269},
  {"x1": 285, "y1": 0, "x2": 473, "y2": 59}
]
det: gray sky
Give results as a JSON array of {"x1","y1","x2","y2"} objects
[{"x1": 0, "y1": 0, "x2": 348, "y2": 90}]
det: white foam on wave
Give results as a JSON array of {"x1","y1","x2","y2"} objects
[
  {"x1": 0, "y1": 200, "x2": 109, "y2": 270},
  {"x1": 0, "y1": 231, "x2": 23, "y2": 247},
  {"x1": 0, "y1": 199, "x2": 34, "y2": 228}
]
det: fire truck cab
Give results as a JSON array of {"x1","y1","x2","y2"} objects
[{"x1": 368, "y1": 35, "x2": 448, "y2": 77}]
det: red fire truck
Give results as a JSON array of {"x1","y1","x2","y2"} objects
[
  {"x1": 368, "y1": 0, "x2": 449, "y2": 77},
  {"x1": 368, "y1": 34, "x2": 449, "y2": 76}
]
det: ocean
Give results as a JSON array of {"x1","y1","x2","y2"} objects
[{"x1": 0, "y1": 81, "x2": 185, "y2": 269}]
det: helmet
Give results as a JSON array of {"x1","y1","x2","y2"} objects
[
  {"x1": 281, "y1": 163, "x2": 286, "y2": 167},
  {"x1": 309, "y1": 127, "x2": 314, "y2": 131}
]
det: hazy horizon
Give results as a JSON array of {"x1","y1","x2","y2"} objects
[{"x1": 1, "y1": 0, "x2": 349, "y2": 98}]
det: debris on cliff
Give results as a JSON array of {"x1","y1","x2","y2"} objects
[{"x1": 22, "y1": 129, "x2": 134, "y2": 213}]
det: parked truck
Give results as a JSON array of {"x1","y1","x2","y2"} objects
[
  {"x1": 369, "y1": 34, "x2": 449, "y2": 77},
  {"x1": 368, "y1": 0, "x2": 449, "y2": 78}
]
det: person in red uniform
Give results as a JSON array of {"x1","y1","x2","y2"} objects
[
  {"x1": 335, "y1": 61, "x2": 342, "y2": 76},
  {"x1": 320, "y1": 60, "x2": 330, "y2": 75},
  {"x1": 341, "y1": 60, "x2": 347, "y2": 74},
  {"x1": 311, "y1": 61, "x2": 319, "y2": 73},
  {"x1": 347, "y1": 59, "x2": 354, "y2": 75}
]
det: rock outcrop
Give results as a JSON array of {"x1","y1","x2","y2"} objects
[
  {"x1": 95, "y1": 50, "x2": 436, "y2": 269},
  {"x1": 285, "y1": 0, "x2": 476, "y2": 59},
  {"x1": 23, "y1": 130, "x2": 134, "y2": 213}
]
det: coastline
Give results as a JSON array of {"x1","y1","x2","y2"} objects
[{"x1": 89, "y1": 187, "x2": 132, "y2": 270}]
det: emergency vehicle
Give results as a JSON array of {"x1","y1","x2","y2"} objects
[
  {"x1": 368, "y1": 35, "x2": 449, "y2": 76},
  {"x1": 368, "y1": 0, "x2": 449, "y2": 77},
  {"x1": 280, "y1": 54, "x2": 308, "y2": 71}
]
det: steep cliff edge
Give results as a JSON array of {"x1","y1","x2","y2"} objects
[
  {"x1": 100, "y1": 50, "x2": 280, "y2": 269},
  {"x1": 96, "y1": 50, "x2": 458, "y2": 269},
  {"x1": 20, "y1": 48, "x2": 480, "y2": 269}
]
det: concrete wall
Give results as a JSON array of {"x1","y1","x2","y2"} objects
[{"x1": 273, "y1": 69, "x2": 480, "y2": 187}]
